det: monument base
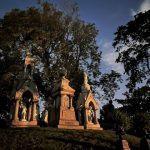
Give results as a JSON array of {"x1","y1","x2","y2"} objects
[
  {"x1": 11, "y1": 120, "x2": 38, "y2": 127},
  {"x1": 58, "y1": 119, "x2": 84, "y2": 129},
  {"x1": 85, "y1": 123, "x2": 103, "y2": 130}
]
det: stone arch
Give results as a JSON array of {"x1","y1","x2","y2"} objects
[
  {"x1": 85, "y1": 95, "x2": 98, "y2": 110},
  {"x1": 17, "y1": 90, "x2": 33, "y2": 121},
  {"x1": 22, "y1": 90, "x2": 33, "y2": 105},
  {"x1": 85, "y1": 95, "x2": 98, "y2": 124},
  {"x1": 86, "y1": 101, "x2": 94, "y2": 123}
]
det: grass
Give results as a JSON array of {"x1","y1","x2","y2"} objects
[{"x1": 0, "y1": 127, "x2": 140, "y2": 150}]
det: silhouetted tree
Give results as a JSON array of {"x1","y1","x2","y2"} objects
[
  {"x1": 113, "y1": 10, "x2": 150, "y2": 92},
  {"x1": 0, "y1": 1, "x2": 101, "y2": 104},
  {"x1": 117, "y1": 86, "x2": 150, "y2": 114},
  {"x1": 100, "y1": 70, "x2": 122, "y2": 101}
]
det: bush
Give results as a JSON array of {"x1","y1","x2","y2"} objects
[
  {"x1": 132, "y1": 113, "x2": 150, "y2": 136},
  {"x1": 113, "y1": 110, "x2": 131, "y2": 131}
]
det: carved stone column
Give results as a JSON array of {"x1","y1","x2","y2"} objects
[
  {"x1": 32, "y1": 102, "x2": 37, "y2": 121},
  {"x1": 70, "y1": 96, "x2": 73, "y2": 108},
  {"x1": 13, "y1": 100, "x2": 19, "y2": 121},
  {"x1": 28, "y1": 105, "x2": 32, "y2": 121}
]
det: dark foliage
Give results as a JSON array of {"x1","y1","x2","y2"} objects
[
  {"x1": 100, "y1": 70, "x2": 122, "y2": 101},
  {"x1": 117, "y1": 86, "x2": 150, "y2": 114},
  {"x1": 0, "y1": 1, "x2": 101, "y2": 107},
  {"x1": 113, "y1": 10, "x2": 150, "y2": 91}
]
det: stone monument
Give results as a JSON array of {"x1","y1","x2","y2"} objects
[
  {"x1": 76, "y1": 72, "x2": 103, "y2": 130},
  {"x1": 11, "y1": 51, "x2": 39, "y2": 127},
  {"x1": 49, "y1": 69, "x2": 84, "y2": 129}
]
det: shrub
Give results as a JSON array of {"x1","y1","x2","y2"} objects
[
  {"x1": 113, "y1": 110, "x2": 131, "y2": 131},
  {"x1": 132, "y1": 113, "x2": 150, "y2": 136}
]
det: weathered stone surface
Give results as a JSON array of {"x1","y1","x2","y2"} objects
[
  {"x1": 12, "y1": 120, "x2": 38, "y2": 127},
  {"x1": 122, "y1": 140, "x2": 130, "y2": 150},
  {"x1": 10, "y1": 52, "x2": 39, "y2": 127},
  {"x1": 50, "y1": 74, "x2": 84, "y2": 129},
  {"x1": 85, "y1": 123, "x2": 103, "y2": 130},
  {"x1": 76, "y1": 72, "x2": 103, "y2": 130},
  {"x1": 58, "y1": 124, "x2": 84, "y2": 129}
]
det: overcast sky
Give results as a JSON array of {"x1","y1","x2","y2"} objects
[{"x1": 0, "y1": 0, "x2": 150, "y2": 103}]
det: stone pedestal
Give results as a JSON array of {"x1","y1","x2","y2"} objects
[
  {"x1": 51, "y1": 76, "x2": 84, "y2": 130},
  {"x1": 58, "y1": 107, "x2": 83, "y2": 129},
  {"x1": 12, "y1": 120, "x2": 37, "y2": 127},
  {"x1": 76, "y1": 72, "x2": 103, "y2": 130},
  {"x1": 11, "y1": 91, "x2": 39, "y2": 127},
  {"x1": 85, "y1": 123, "x2": 103, "y2": 130},
  {"x1": 84, "y1": 102, "x2": 103, "y2": 130}
]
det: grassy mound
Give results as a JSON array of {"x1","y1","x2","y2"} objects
[{"x1": 0, "y1": 127, "x2": 140, "y2": 150}]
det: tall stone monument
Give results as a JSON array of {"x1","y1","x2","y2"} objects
[
  {"x1": 50, "y1": 69, "x2": 84, "y2": 129},
  {"x1": 76, "y1": 72, "x2": 103, "y2": 130},
  {"x1": 11, "y1": 51, "x2": 39, "y2": 127}
]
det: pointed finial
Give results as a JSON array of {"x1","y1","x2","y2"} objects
[{"x1": 83, "y1": 72, "x2": 88, "y2": 85}]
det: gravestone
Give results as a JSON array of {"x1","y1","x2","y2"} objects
[
  {"x1": 50, "y1": 69, "x2": 84, "y2": 129},
  {"x1": 11, "y1": 51, "x2": 39, "y2": 127},
  {"x1": 76, "y1": 72, "x2": 103, "y2": 130}
]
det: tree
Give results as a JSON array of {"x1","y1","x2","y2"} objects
[
  {"x1": 99, "y1": 70, "x2": 122, "y2": 101},
  {"x1": 113, "y1": 110, "x2": 131, "y2": 131},
  {"x1": 113, "y1": 10, "x2": 150, "y2": 91},
  {"x1": 117, "y1": 86, "x2": 150, "y2": 114},
  {"x1": 0, "y1": 2, "x2": 101, "y2": 102},
  {"x1": 132, "y1": 113, "x2": 150, "y2": 134}
]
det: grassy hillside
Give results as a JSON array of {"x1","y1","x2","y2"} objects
[{"x1": 0, "y1": 128, "x2": 140, "y2": 150}]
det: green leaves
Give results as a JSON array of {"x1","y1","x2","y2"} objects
[
  {"x1": 100, "y1": 70, "x2": 122, "y2": 101},
  {"x1": 113, "y1": 110, "x2": 131, "y2": 131},
  {"x1": 0, "y1": 1, "x2": 101, "y2": 100},
  {"x1": 113, "y1": 10, "x2": 150, "y2": 91}
]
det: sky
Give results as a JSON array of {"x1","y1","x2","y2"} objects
[{"x1": 0, "y1": 0, "x2": 150, "y2": 106}]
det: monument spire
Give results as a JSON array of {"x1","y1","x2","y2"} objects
[{"x1": 24, "y1": 50, "x2": 34, "y2": 77}]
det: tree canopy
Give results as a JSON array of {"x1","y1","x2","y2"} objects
[
  {"x1": 113, "y1": 10, "x2": 150, "y2": 115},
  {"x1": 117, "y1": 86, "x2": 150, "y2": 114},
  {"x1": 99, "y1": 70, "x2": 122, "y2": 101},
  {"x1": 113, "y1": 10, "x2": 150, "y2": 91},
  {"x1": 0, "y1": 1, "x2": 101, "y2": 101}
]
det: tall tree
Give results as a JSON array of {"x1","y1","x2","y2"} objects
[
  {"x1": 117, "y1": 86, "x2": 150, "y2": 114},
  {"x1": 0, "y1": 1, "x2": 101, "y2": 101},
  {"x1": 113, "y1": 10, "x2": 150, "y2": 91},
  {"x1": 99, "y1": 70, "x2": 122, "y2": 101}
]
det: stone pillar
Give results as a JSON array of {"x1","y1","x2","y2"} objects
[
  {"x1": 85, "y1": 109, "x2": 88, "y2": 124},
  {"x1": 51, "y1": 76, "x2": 84, "y2": 129},
  {"x1": 13, "y1": 99, "x2": 19, "y2": 121},
  {"x1": 70, "y1": 96, "x2": 73, "y2": 108},
  {"x1": 28, "y1": 105, "x2": 32, "y2": 121},
  {"x1": 32, "y1": 102, "x2": 37, "y2": 121}
]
